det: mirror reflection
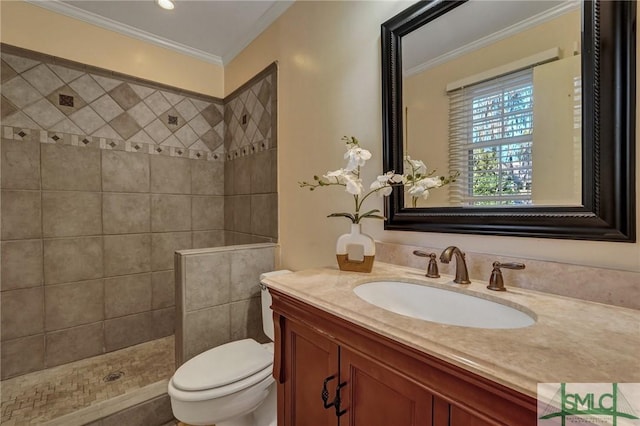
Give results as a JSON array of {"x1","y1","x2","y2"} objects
[{"x1": 401, "y1": 0, "x2": 582, "y2": 208}]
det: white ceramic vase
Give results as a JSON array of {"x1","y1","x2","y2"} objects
[{"x1": 335, "y1": 223, "x2": 375, "y2": 273}]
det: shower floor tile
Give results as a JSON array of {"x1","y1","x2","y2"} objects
[{"x1": 0, "y1": 336, "x2": 174, "y2": 425}]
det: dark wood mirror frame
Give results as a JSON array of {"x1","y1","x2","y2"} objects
[{"x1": 382, "y1": 0, "x2": 636, "y2": 242}]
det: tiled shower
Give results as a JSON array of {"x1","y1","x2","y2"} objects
[{"x1": 0, "y1": 44, "x2": 278, "y2": 383}]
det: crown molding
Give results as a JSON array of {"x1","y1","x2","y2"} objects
[
  {"x1": 25, "y1": 0, "x2": 224, "y2": 66},
  {"x1": 222, "y1": 0, "x2": 294, "y2": 64},
  {"x1": 404, "y1": 1, "x2": 580, "y2": 78}
]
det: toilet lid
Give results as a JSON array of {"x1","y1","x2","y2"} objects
[{"x1": 173, "y1": 339, "x2": 273, "y2": 392}]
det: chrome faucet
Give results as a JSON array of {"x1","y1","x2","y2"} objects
[{"x1": 439, "y1": 246, "x2": 471, "y2": 284}]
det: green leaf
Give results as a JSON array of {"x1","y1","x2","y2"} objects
[
  {"x1": 359, "y1": 209, "x2": 381, "y2": 218},
  {"x1": 327, "y1": 213, "x2": 356, "y2": 223},
  {"x1": 361, "y1": 214, "x2": 386, "y2": 220}
]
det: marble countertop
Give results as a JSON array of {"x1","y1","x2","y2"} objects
[{"x1": 263, "y1": 262, "x2": 640, "y2": 398}]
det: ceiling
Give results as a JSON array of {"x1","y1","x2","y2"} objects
[{"x1": 28, "y1": 0, "x2": 294, "y2": 65}]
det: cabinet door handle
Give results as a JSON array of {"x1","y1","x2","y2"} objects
[
  {"x1": 321, "y1": 375, "x2": 347, "y2": 417},
  {"x1": 321, "y1": 375, "x2": 337, "y2": 409}
]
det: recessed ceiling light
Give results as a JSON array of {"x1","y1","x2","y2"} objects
[{"x1": 156, "y1": 0, "x2": 175, "y2": 10}]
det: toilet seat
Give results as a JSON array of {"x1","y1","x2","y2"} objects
[{"x1": 169, "y1": 339, "x2": 274, "y2": 402}]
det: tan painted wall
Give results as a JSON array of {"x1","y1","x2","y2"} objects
[
  {"x1": 0, "y1": 1, "x2": 224, "y2": 97},
  {"x1": 226, "y1": 1, "x2": 640, "y2": 274}
]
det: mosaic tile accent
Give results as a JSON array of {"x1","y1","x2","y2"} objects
[
  {"x1": 0, "y1": 336, "x2": 174, "y2": 425},
  {"x1": 224, "y1": 64, "x2": 276, "y2": 161},
  {"x1": 0, "y1": 47, "x2": 224, "y2": 158}
]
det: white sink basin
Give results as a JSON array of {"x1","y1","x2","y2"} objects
[{"x1": 353, "y1": 281, "x2": 535, "y2": 329}]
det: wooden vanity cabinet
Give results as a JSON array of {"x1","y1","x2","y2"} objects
[{"x1": 270, "y1": 289, "x2": 537, "y2": 426}]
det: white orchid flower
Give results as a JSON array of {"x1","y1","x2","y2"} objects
[
  {"x1": 404, "y1": 156, "x2": 428, "y2": 176},
  {"x1": 344, "y1": 147, "x2": 372, "y2": 171},
  {"x1": 407, "y1": 184, "x2": 428, "y2": 199},
  {"x1": 418, "y1": 176, "x2": 443, "y2": 189},
  {"x1": 369, "y1": 171, "x2": 404, "y2": 197},
  {"x1": 343, "y1": 174, "x2": 363, "y2": 195},
  {"x1": 324, "y1": 169, "x2": 347, "y2": 183}
]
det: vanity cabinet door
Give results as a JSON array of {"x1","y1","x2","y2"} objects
[
  {"x1": 281, "y1": 318, "x2": 339, "y2": 426},
  {"x1": 339, "y1": 347, "x2": 433, "y2": 426}
]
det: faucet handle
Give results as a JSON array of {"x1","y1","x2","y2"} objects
[
  {"x1": 413, "y1": 250, "x2": 440, "y2": 278},
  {"x1": 487, "y1": 262, "x2": 525, "y2": 291}
]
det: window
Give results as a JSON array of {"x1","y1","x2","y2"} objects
[{"x1": 448, "y1": 68, "x2": 533, "y2": 206}]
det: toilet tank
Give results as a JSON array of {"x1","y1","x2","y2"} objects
[{"x1": 259, "y1": 270, "x2": 292, "y2": 341}]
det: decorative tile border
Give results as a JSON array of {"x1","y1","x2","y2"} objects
[{"x1": 2, "y1": 125, "x2": 222, "y2": 161}]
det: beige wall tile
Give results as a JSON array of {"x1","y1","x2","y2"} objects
[
  {"x1": 151, "y1": 270, "x2": 175, "y2": 309},
  {"x1": 230, "y1": 247, "x2": 274, "y2": 301},
  {"x1": 45, "y1": 279, "x2": 103, "y2": 331},
  {"x1": 102, "y1": 193, "x2": 150, "y2": 234},
  {"x1": 1, "y1": 139, "x2": 40, "y2": 190},
  {"x1": 150, "y1": 155, "x2": 191, "y2": 194},
  {"x1": 224, "y1": 159, "x2": 234, "y2": 195},
  {"x1": 151, "y1": 194, "x2": 191, "y2": 232},
  {"x1": 1, "y1": 239, "x2": 43, "y2": 290},
  {"x1": 151, "y1": 307, "x2": 175, "y2": 340},
  {"x1": 230, "y1": 297, "x2": 268, "y2": 343},
  {"x1": 192, "y1": 196, "x2": 224, "y2": 230},
  {"x1": 185, "y1": 251, "x2": 230, "y2": 311},
  {"x1": 42, "y1": 191, "x2": 102, "y2": 237},
  {"x1": 224, "y1": 195, "x2": 235, "y2": 231},
  {"x1": 102, "y1": 150, "x2": 149, "y2": 193},
  {"x1": 1, "y1": 287, "x2": 44, "y2": 340},
  {"x1": 184, "y1": 304, "x2": 230, "y2": 360},
  {"x1": 192, "y1": 230, "x2": 225, "y2": 249},
  {"x1": 233, "y1": 156, "x2": 251, "y2": 195},
  {"x1": 151, "y1": 231, "x2": 191, "y2": 271},
  {"x1": 249, "y1": 149, "x2": 273, "y2": 195},
  {"x1": 1, "y1": 190, "x2": 41, "y2": 240},
  {"x1": 234, "y1": 195, "x2": 251, "y2": 234},
  {"x1": 43, "y1": 236, "x2": 103, "y2": 284},
  {"x1": 41, "y1": 144, "x2": 101, "y2": 191},
  {"x1": 104, "y1": 311, "x2": 152, "y2": 351},
  {"x1": 250, "y1": 193, "x2": 278, "y2": 239},
  {"x1": 105, "y1": 273, "x2": 152, "y2": 318},
  {"x1": 104, "y1": 234, "x2": 151, "y2": 276},
  {"x1": 1, "y1": 334, "x2": 44, "y2": 379},
  {"x1": 45, "y1": 322, "x2": 103, "y2": 367},
  {"x1": 191, "y1": 160, "x2": 224, "y2": 195}
]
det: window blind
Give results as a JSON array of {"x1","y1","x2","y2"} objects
[{"x1": 448, "y1": 68, "x2": 534, "y2": 206}]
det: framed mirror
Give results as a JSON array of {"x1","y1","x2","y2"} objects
[{"x1": 381, "y1": 0, "x2": 636, "y2": 241}]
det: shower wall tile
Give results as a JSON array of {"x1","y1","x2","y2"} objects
[
  {"x1": 103, "y1": 234, "x2": 151, "y2": 276},
  {"x1": 1, "y1": 190, "x2": 41, "y2": 240},
  {"x1": 44, "y1": 279, "x2": 104, "y2": 330},
  {"x1": 151, "y1": 270, "x2": 175, "y2": 309},
  {"x1": 1, "y1": 240, "x2": 43, "y2": 291},
  {"x1": 192, "y1": 196, "x2": 224, "y2": 230},
  {"x1": 45, "y1": 322, "x2": 104, "y2": 367},
  {"x1": 150, "y1": 231, "x2": 192, "y2": 271},
  {"x1": 150, "y1": 155, "x2": 191, "y2": 194},
  {"x1": 105, "y1": 273, "x2": 152, "y2": 319},
  {"x1": 250, "y1": 149, "x2": 276, "y2": 194},
  {"x1": 251, "y1": 193, "x2": 278, "y2": 239},
  {"x1": 104, "y1": 311, "x2": 153, "y2": 351},
  {"x1": 0, "y1": 287, "x2": 44, "y2": 340},
  {"x1": 233, "y1": 156, "x2": 251, "y2": 195},
  {"x1": 42, "y1": 191, "x2": 102, "y2": 237},
  {"x1": 230, "y1": 297, "x2": 267, "y2": 343},
  {"x1": 191, "y1": 160, "x2": 224, "y2": 195},
  {"x1": 192, "y1": 230, "x2": 224, "y2": 249},
  {"x1": 102, "y1": 193, "x2": 151, "y2": 234},
  {"x1": 43, "y1": 237, "x2": 103, "y2": 284},
  {"x1": 151, "y1": 194, "x2": 191, "y2": 232},
  {"x1": 184, "y1": 251, "x2": 231, "y2": 311},
  {"x1": 184, "y1": 304, "x2": 230, "y2": 361},
  {"x1": 0, "y1": 138, "x2": 40, "y2": 189},
  {"x1": 230, "y1": 245, "x2": 275, "y2": 301},
  {"x1": 41, "y1": 144, "x2": 101, "y2": 191},
  {"x1": 151, "y1": 307, "x2": 175, "y2": 339},
  {"x1": 100, "y1": 394, "x2": 173, "y2": 426},
  {"x1": 102, "y1": 150, "x2": 150, "y2": 193},
  {"x1": 233, "y1": 195, "x2": 252, "y2": 234},
  {"x1": 1, "y1": 334, "x2": 44, "y2": 379}
]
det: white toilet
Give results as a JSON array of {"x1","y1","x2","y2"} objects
[{"x1": 168, "y1": 270, "x2": 290, "y2": 426}]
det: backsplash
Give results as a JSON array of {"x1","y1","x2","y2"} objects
[
  {"x1": 0, "y1": 44, "x2": 224, "y2": 160},
  {"x1": 376, "y1": 242, "x2": 640, "y2": 310}
]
